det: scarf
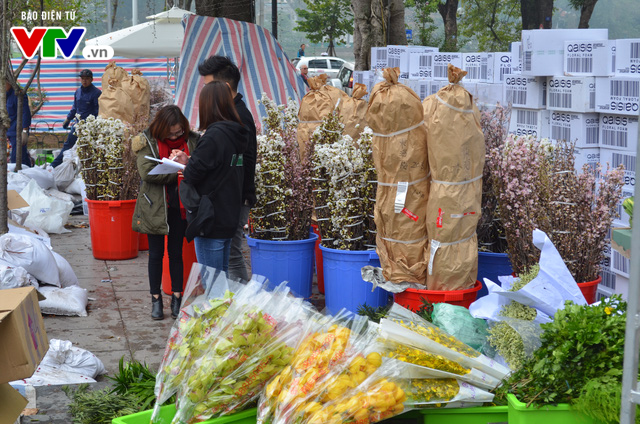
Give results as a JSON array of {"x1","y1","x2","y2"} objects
[{"x1": 156, "y1": 134, "x2": 190, "y2": 219}]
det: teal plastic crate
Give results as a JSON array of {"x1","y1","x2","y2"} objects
[
  {"x1": 422, "y1": 405, "x2": 508, "y2": 424},
  {"x1": 111, "y1": 405, "x2": 257, "y2": 424}
]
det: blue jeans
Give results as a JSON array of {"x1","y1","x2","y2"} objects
[
  {"x1": 194, "y1": 237, "x2": 231, "y2": 273},
  {"x1": 9, "y1": 135, "x2": 32, "y2": 167},
  {"x1": 51, "y1": 130, "x2": 77, "y2": 168}
]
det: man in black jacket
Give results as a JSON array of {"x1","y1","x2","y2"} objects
[{"x1": 198, "y1": 56, "x2": 257, "y2": 282}]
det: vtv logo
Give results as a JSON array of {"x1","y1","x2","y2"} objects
[{"x1": 11, "y1": 27, "x2": 86, "y2": 59}]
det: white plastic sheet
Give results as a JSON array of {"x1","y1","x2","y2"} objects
[
  {"x1": 0, "y1": 233, "x2": 60, "y2": 286},
  {"x1": 0, "y1": 265, "x2": 38, "y2": 289},
  {"x1": 53, "y1": 160, "x2": 77, "y2": 192},
  {"x1": 19, "y1": 166, "x2": 55, "y2": 190}
]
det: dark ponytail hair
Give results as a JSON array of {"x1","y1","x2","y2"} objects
[{"x1": 198, "y1": 81, "x2": 242, "y2": 130}]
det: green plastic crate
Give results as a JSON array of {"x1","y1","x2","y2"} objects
[
  {"x1": 507, "y1": 394, "x2": 605, "y2": 424},
  {"x1": 111, "y1": 405, "x2": 423, "y2": 424},
  {"x1": 111, "y1": 405, "x2": 257, "y2": 424},
  {"x1": 421, "y1": 405, "x2": 508, "y2": 424}
]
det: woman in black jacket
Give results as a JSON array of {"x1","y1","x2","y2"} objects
[{"x1": 171, "y1": 81, "x2": 247, "y2": 273}]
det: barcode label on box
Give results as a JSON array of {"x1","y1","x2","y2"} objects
[
  {"x1": 586, "y1": 127, "x2": 599, "y2": 145},
  {"x1": 419, "y1": 54, "x2": 432, "y2": 67},
  {"x1": 517, "y1": 110, "x2": 538, "y2": 125},
  {"x1": 611, "y1": 80, "x2": 640, "y2": 97},
  {"x1": 602, "y1": 129, "x2": 629, "y2": 148},
  {"x1": 377, "y1": 49, "x2": 387, "y2": 61},
  {"x1": 590, "y1": 91, "x2": 596, "y2": 109},
  {"x1": 524, "y1": 51, "x2": 532, "y2": 71},
  {"x1": 631, "y1": 42, "x2": 640, "y2": 59},
  {"x1": 506, "y1": 88, "x2": 527, "y2": 105},
  {"x1": 389, "y1": 57, "x2": 400, "y2": 68},
  {"x1": 612, "y1": 249, "x2": 630, "y2": 277},
  {"x1": 434, "y1": 64, "x2": 447, "y2": 79},
  {"x1": 549, "y1": 92, "x2": 572, "y2": 109},
  {"x1": 552, "y1": 125, "x2": 571, "y2": 141},
  {"x1": 567, "y1": 57, "x2": 593, "y2": 73},
  {"x1": 612, "y1": 152, "x2": 636, "y2": 172},
  {"x1": 499, "y1": 67, "x2": 511, "y2": 81},
  {"x1": 600, "y1": 269, "x2": 616, "y2": 289},
  {"x1": 420, "y1": 84, "x2": 428, "y2": 100}
]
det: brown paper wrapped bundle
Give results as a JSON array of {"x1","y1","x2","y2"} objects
[
  {"x1": 101, "y1": 61, "x2": 128, "y2": 89},
  {"x1": 297, "y1": 74, "x2": 347, "y2": 160},
  {"x1": 367, "y1": 67, "x2": 430, "y2": 285},
  {"x1": 122, "y1": 69, "x2": 151, "y2": 124},
  {"x1": 422, "y1": 64, "x2": 485, "y2": 290},
  {"x1": 99, "y1": 78, "x2": 135, "y2": 124},
  {"x1": 338, "y1": 83, "x2": 368, "y2": 140}
]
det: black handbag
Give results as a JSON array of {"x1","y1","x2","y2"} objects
[{"x1": 180, "y1": 168, "x2": 233, "y2": 242}]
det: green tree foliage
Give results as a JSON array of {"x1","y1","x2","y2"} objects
[
  {"x1": 405, "y1": 0, "x2": 442, "y2": 47},
  {"x1": 459, "y1": 0, "x2": 521, "y2": 51},
  {"x1": 294, "y1": 0, "x2": 353, "y2": 56}
]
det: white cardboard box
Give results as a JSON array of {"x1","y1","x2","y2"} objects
[
  {"x1": 574, "y1": 147, "x2": 600, "y2": 174},
  {"x1": 475, "y1": 82, "x2": 506, "y2": 107},
  {"x1": 563, "y1": 40, "x2": 613, "y2": 77},
  {"x1": 614, "y1": 39, "x2": 640, "y2": 77},
  {"x1": 429, "y1": 79, "x2": 448, "y2": 95},
  {"x1": 406, "y1": 79, "x2": 430, "y2": 101},
  {"x1": 598, "y1": 269, "x2": 629, "y2": 300},
  {"x1": 370, "y1": 47, "x2": 388, "y2": 71},
  {"x1": 613, "y1": 188, "x2": 635, "y2": 226},
  {"x1": 546, "y1": 76, "x2": 596, "y2": 112},
  {"x1": 611, "y1": 249, "x2": 630, "y2": 278},
  {"x1": 598, "y1": 114, "x2": 638, "y2": 151},
  {"x1": 600, "y1": 147, "x2": 636, "y2": 190},
  {"x1": 521, "y1": 29, "x2": 609, "y2": 76},
  {"x1": 549, "y1": 112, "x2": 600, "y2": 147},
  {"x1": 353, "y1": 71, "x2": 372, "y2": 101},
  {"x1": 388, "y1": 46, "x2": 439, "y2": 79},
  {"x1": 503, "y1": 76, "x2": 546, "y2": 109},
  {"x1": 511, "y1": 42, "x2": 522, "y2": 74},
  {"x1": 432, "y1": 52, "x2": 463, "y2": 80},
  {"x1": 508, "y1": 108, "x2": 550, "y2": 139},
  {"x1": 595, "y1": 76, "x2": 640, "y2": 116},
  {"x1": 491, "y1": 52, "x2": 513, "y2": 83},
  {"x1": 408, "y1": 51, "x2": 434, "y2": 79},
  {"x1": 462, "y1": 53, "x2": 492, "y2": 83}
]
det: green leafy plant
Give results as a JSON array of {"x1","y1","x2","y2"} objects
[
  {"x1": 63, "y1": 384, "x2": 142, "y2": 424},
  {"x1": 108, "y1": 356, "x2": 164, "y2": 410},
  {"x1": 357, "y1": 304, "x2": 391, "y2": 323},
  {"x1": 572, "y1": 374, "x2": 640, "y2": 424},
  {"x1": 416, "y1": 297, "x2": 434, "y2": 323},
  {"x1": 495, "y1": 295, "x2": 627, "y2": 408}
]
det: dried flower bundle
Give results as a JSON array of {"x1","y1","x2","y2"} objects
[
  {"x1": 477, "y1": 104, "x2": 510, "y2": 253},
  {"x1": 75, "y1": 115, "x2": 141, "y2": 201},
  {"x1": 251, "y1": 94, "x2": 313, "y2": 241}
]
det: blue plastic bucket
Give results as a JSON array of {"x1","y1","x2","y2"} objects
[
  {"x1": 320, "y1": 245, "x2": 391, "y2": 314},
  {"x1": 246, "y1": 233, "x2": 318, "y2": 298},
  {"x1": 477, "y1": 251, "x2": 513, "y2": 298}
]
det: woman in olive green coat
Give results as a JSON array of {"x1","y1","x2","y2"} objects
[{"x1": 132, "y1": 105, "x2": 198, "y2": 320}]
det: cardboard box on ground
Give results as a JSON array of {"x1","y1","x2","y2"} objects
[{"x1": 0, "y1": 287, "x2": 48, "y2": 424}]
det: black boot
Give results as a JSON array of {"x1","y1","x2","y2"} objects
[
  {"x1": 151, "y1": 295, "x2": 164, "y2": 320},
  {"x1": 171, "y1": 294, "x2": 182, "y2": 319}
]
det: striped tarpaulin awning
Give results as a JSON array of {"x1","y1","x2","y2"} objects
[
  {"x1": 175, "y1": 16, "x2": 307, "y2": 130},
  {"x1": 12, "y1": 57, "x2": 175, "y2": 132}
]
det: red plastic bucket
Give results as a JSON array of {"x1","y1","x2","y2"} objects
[
  {"x1": 394, "y1": 280, "x2": 482, "y2": 311},
  {"x1": 86, "y1": 199, "x2": 139, "y2": 260},
  {"x1": 311, "y1": 224, "x2": 325, "y2": 294},
  {"x1": 162, "y1": 237, "x2": 198, "y2": 295},
  {"x1": 138, "y1": 233, "x2": 149, "y2": 251},
  {"x1": 578, "y1": 275, "x2": 601, "y2": 305}
]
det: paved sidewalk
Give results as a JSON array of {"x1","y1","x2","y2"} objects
[{"x1": 20, "y1": 215, "x2": 324, "y2": 423}]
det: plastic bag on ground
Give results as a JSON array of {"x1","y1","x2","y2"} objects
[
  {"x1": 51, "y1": 251, "x2": 79, "y2": 287},
  {"x1": 19, "y1": 166, "x2": 55, "y2": 190},
  {"x1": 0, "y1": 233, "x2": 60, "y2": 286},
  {"x1": 8, "y1": 221, "x2": 51, "y2": 248},
  {"x1": 432, "y1": 303, "x2": 491, "y2": 355},
  {"x1": 38, "y1": 285, "x2": 88, "y2": 316},
  {"x1": 0, "y1": 265, "x2": 38, "y2": 289},
  {"x1": 7, "y1": 172, "x2": 33, "y2": 193},
  {"x1": 53, "y1": 160, "x2": 77, "y2": 192},
  {"x1": 65, "y1": 178, "x2": 85, "y2": 196},
  {"x1": 20, "y1": 179, "x2": 73, "y2": 234}
]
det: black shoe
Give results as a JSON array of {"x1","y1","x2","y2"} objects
[
  {"x1": 171, "y1": 294, "x2": 182, "y2": 319},
  {"x1": 151, "y1": 296, "x2": 164, "y2": 320}
]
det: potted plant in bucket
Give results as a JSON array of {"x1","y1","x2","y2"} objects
[
  {"x1": 490, "y1": 135, "x2": 624, "y2": 303},
  {"x1": 247, "y1": 94, "x2": 316, "y2": 298},
  {"x1": 309, "y1": 110, "x2": 389, "y2": 314},
  {"x1": 76, "y1": 115, "x2": 143, "y2": 260}
]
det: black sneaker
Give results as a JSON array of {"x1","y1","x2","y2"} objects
[
  {"x1": 171, "y1": 294, "x2": 182, "y2": 319},
  {"x1": 151, "y1": 296, "x2": 164, "y2": 320}
]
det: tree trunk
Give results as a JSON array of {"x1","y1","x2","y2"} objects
[
  {"x1": 438, "y1": 0, "x2": 459, "y2": 51},
  {"x1": 0, "y1": 0, "x2": 11, "y2": 234},
  {"x1": 578, "y1": 0, "x2": 598, "y2": 28},
  {"x1": 14, "y1": 91, "x2": 23, "y2": 171},
  {"x1": 111, "y1": 0, "x2": 118, "y2": 29},
  {"x1": 352, "y1": 0, "x2": 374, "y2": 71},
  {"x1": 195, "y1": 0, "x2": 254, "y2": 22},
  {"x1": 387, "y1": 0, "x2": 406, "y2": 45},
  {"x1": 521, "y1": 0, "x2": 553, "y2": 29}
]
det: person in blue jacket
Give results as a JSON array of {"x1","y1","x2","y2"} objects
[
  {"x1": 5, "y1": 80, "x2": 33, "y2": 167},
  {"x1": 52, "y1": 69, "x2": 101, "y2": 167}
]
